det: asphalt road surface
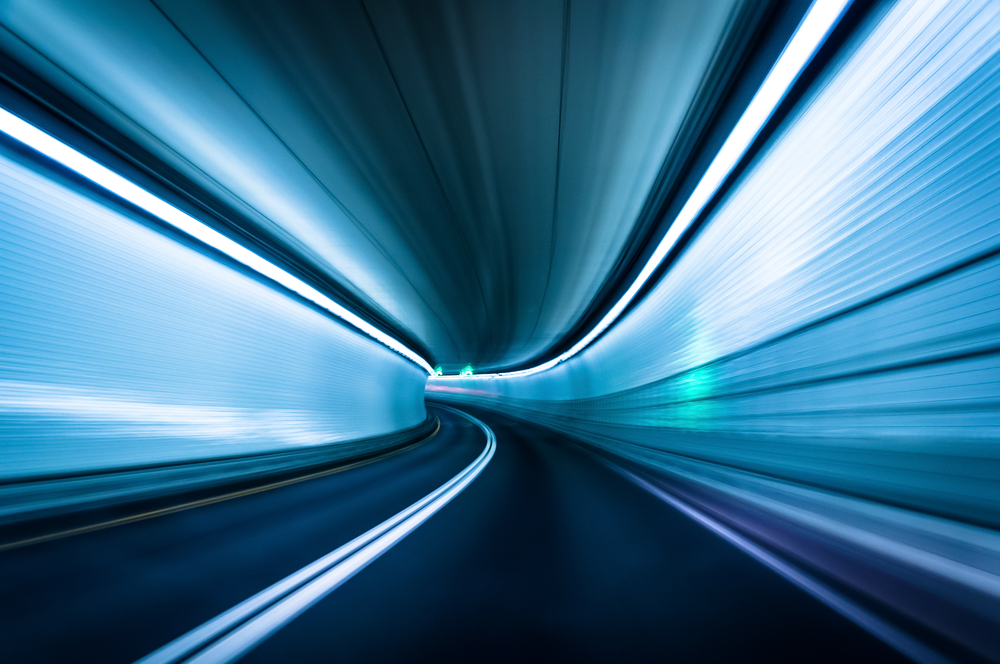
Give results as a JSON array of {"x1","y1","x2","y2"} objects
[{"x1": 0, "y1": 404, "x2": 907, "y2": 663}]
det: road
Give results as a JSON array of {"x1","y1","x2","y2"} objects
[{"x1": 0, "y1": 404, "x2": 907, "y2": 662}]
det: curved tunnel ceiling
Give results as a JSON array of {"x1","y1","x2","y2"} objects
[{"x1": 3, "y1": 0, "x2": 765, "y2": 372}]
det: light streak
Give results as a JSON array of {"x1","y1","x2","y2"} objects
[
  {"x1": 137, "y1": 405, "x2": 494, "y2": 664},
  {"x1": 0, "y1": 106, "x2": 435, "y2": 375},
  {"x1": 438, "y1": 0, "x2": 851, "y2": 380},
  {"x1": 619, "y1": 468, "x2": 948, "y2": 664}
]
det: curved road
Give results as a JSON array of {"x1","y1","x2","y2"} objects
[{"x1": 0, "y1": 404, "x2": 906, "y2": 662}]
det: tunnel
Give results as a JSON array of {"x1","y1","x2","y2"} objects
[{"x1": 0, "y1": 0, "x2": 998, "y2": 662}]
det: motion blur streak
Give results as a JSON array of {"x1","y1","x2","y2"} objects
[
  {"x1": 0, "y1": 143, "x2": 428, "y2": 510},
  {"x1": 2, "y1": 0, "x2": 1000, "y2": 661},
  {"x1": 439, "y1": 0, "x2": 852, "y2": 378},
  {"x1": 139, "y1": 406, "x2": 494, "y2": 664},
  {"x1": 619, "y1": 467, "x2": 947, "y2": 664},
  {"x1": 431, "y1": 0, "x2": 1000, "y2": 660},
  {"x1": 0, "y1": 0, "x2": 747, "y2": 372},
  {"x1": 0, "y1": 105, "x2": 434, "y2": 374}
]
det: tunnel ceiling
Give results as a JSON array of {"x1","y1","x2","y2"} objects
[{"x1": 3, "y1": 0, "x2": 756, "y2": 372}]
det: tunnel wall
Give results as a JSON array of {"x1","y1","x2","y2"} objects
[
  {"x1": 0, "y1": 146, "x2": 428, "y2": 482},
  {"x1": 433, "y1": 0, "x2": 1000, "y2": 525},
  {"x1": 429, "y1": 1, "x2": 1000, "y2": 657}
]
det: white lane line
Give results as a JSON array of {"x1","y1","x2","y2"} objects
[
  {"x1": 137, "y1": 406, "x2": 495, "y2": 664},
  {"x1": 615, "y1": 466, "x2": 949, "y2": 664}
]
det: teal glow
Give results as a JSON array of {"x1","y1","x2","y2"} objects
[
  {"x1": 673, "y1": 364, "x2": 718, "y2": 429},
  {"x1": 460, "y1": 365, "x2": 474, "y2": 377}
]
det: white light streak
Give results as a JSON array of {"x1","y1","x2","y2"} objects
[
  {"x1": 438, "y1": 0, "x2": 850, "y2": 380},
  {"x1": 0, "y1": 106, "x2": 434, "y2": 375},
  {"x1": 138, "y1": 405, "x2": 495, "y2": 664}
]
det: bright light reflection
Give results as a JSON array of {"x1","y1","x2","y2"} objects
[
  {"x1": 438, "y1": 0, "x2": 851, "y2": 380},
  {"x1": 0, "y1": 106, "x2": 435, "y2": 376}
]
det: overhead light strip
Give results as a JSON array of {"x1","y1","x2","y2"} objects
[
  {"x1": 439, "y1": 0, "x2": 852, "y2": 380},
  {"x1": 0, "y1": 106, "x2": 435, "y2": 375}
]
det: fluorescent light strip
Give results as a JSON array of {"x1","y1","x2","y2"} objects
[
  {"x1": 0, "y1": 107, "x2": 435, "y2": 375},
  {"x1": 138, "y1": 404, "x2": 495, "y2": 664},
  {"x1": 438, "y1": 0, "x2": 851, "y2": 380}
]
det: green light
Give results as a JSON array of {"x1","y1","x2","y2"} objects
[
  {"x1": 433, "y1": 366, "x2": 442, "y2": 376},
  {"x1": 460, "y1": 365, "x2": 474, "y2": 377}
]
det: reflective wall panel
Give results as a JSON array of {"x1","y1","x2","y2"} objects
[
  {"x1": 1, "y1": 147, "x2": 427, "y2": 480},
  {"x1": 430, "y1": 1, "x2": 1000, "y2": 659}
]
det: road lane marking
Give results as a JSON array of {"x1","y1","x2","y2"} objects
[{"x1": 137, "y1": 406, "x2": 494, "y2": 664}]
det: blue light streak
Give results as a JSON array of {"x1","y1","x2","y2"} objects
[
  {"x1": 437, "y1": 0, "x2": 852, "y2": 379},
  {"x1": 0, "y1": 106, "x2": 435, "y2": 376}
]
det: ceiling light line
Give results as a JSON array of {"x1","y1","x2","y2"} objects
[
  {"x1": 438, "y1": 0, "x2": 852, "y2": 381},
  {"x1": 0, "y1": 105, "x2": 436, "y2": 376}
]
